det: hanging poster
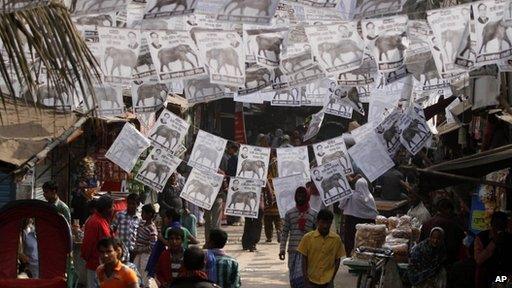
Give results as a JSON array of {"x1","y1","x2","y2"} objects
[
  {"x1": 184, "y1": 76, "x2": 235, "y2": 104},
  {"x1": 277, "y1": 146, "x2": 310, "y2": 183},
  {"x1": 225, "y1": 178, "x2": 262, "y2": 218},
  {"x1": 272, "y1": 174, "x2": 307, "y2": 219},
  {"x1": 346, "y1": 0, "x2": 406, "y2": 19},
  {"x1": 303, "y1": 79, "x2": 330, "y2": 107},
  {"x1": 324, "y1": 85, "x2": 354, "y2": 119},
  {"x1": 348, "y1": 132, "x2": 394, "y2": 182},
  {"x1": 362, "y1": 15, "x2": 408, "y2": 73},
  {"x1": 106, "y1": 123, "x2": 151, "y2": 173},
  {"x1": 244, "y1": 28, "x2": 288, "y2": 68},
  {"x1": 285, "y1": 0, "x2": 340, "y2": 8},
  {"x1": 269, "y1": 87, "x2": 304, "y2": 106},
  {"x1": 268, "y1": 67, "x2": 291, "y2": 91},
  {"x1": 73, "y1": 0, "x2": 127, "y2": 15},
  {"x1": 29, "y1": 71, "x2": 74, "y2": 111},
  {"x1": 195, "y1": 30, "x2": 245, "y2": 87},
  {"x1": 287, "y1": 64, "x2": 326, "y2": 87},
  {"x1": 305, "y1": 22, "x2": 365, "y2": 75},
  {"x1": 180, "y1": 168, "x2": 224, "y2": 210},
  {"x1": 399, "y1": 105, "x2": 432, "y2": 155},
  {"x1": 454, "y1": 6, "x2": 476, "y2": 69},
  {"x1": 94, "y1": 84, "x2": 124, "y2": 116},
  {"x1": 189, "y1": 130, "x2": 228, "y2": 172},
  {"x1": 135, "y1": 148, "x2": 181, "y2": 192},
  {"x1": 303, "y1": 111, "x2": 325, "y2": 142},
  {"x1": 312, "y1": 136, "x2": 353, "y2": 175},
  {"x1": 132, "y1": 38, "x2": 158, "y2": 81},
  {"x1": 374, "y1": 109, "x2": 402, "y2": 157},
  {"x1": 143, "y1": 0, "x2": 197, "y2": 18},
  {"x1": 311, "y1": 159, "x2": 352, "y2": 206},
  {"x1": 217, "y1": 0, "x2": 280, "y2": 24},
  {"x1": 350, "y1": 122, "x2": 375, "y2": 143},
  {"x1": 337, "y1": 57, "x2": 376, "y2": 85},
  {"x1": 146, "y1": 30, "x2": 206, "y2": 82},
  {"x1": 280, "y1": 46, "x2": 315, "y2": 77},
  {"x1": 147, "y1": 109, "x2": 190, "y2": 153},
  {"x1": 238, "y1": 66, "x2": 273, "y2": 96},
  {"x1": 131, "y1": 80, "x2": 167, "y2": 113},
  {"x1": 236, "y1": 145, "x2": 271, "y2": 185},
  {"x1": 98, "y1": 27, "x2": 140, "y2": 85}
]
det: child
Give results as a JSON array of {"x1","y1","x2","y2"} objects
[
  {"x1": 181, "y1": 207, "x2": 198, "y2": 238},
  {"x1": 155, "y1": 228, "x2": 186, "y2": 288},
  {"x1": 133, "y1": 204, "x2": 157, "y2": 288}
]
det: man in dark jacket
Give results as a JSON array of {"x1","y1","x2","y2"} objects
[{"x1": 171, "y1": 246, "x2": 221, "y2": 288}]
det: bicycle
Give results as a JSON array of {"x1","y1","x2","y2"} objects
[{"x1": 355, "y1": 246, "x2": 394, "y2": 288}]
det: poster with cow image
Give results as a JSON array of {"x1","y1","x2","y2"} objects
[
  {"x1": 217, "y1": 0, "x2": 280, "y2": 24},
  {"x1": 131, "y1": 80, "x2": 167, "y2": 113},
  {"x1": 399, "y1": 105, "x2": 432, "y2": 155},
  {"x1": 313, "y1": 136, "x2": 353, "y2": 175},
  {"x1": 225, "y1": 178, "x2": 262, "y2": 218},
  {"x1": 348, "y1": 132, "x2": 394, "y2": 182},
  {"x1": 280, "y1": 46, "x2": 315, "y2": 78},
  {"x1": 277, "y1": 146, "x2": 310, "y2": 183},
  {"x1": 105, "y1": 123, "x2": 151, "y2": 173},
  {"x1": 473, "y1": 0, "x2": 512, "y2": 65},
  {"x1": 94, "y1": 84, "x2": 124, "y2": 116},
  {"x1": 305, "y1": 22, "x2": 365, "y2": 75},
  {"x1": 188, "y1": 130, "x2": 228, "y2": 172},
  {"x1": 235, "y1": 144, "x2": 271, "y2": 186},
  {"x1": 143, "y1": 0, "x2": 198, "y2": 19},
  {"x1": 195, "y1": 31, "x2": 245, "y2": 87},
  {"x1": 180, "y1": 168, "x2": 224, "y2": 210},
  {"x1": 147, "y1": 109, "x2": 190, "y2": 154},
  {"x1": 269, "y1": 86, "x2": 304, "y2": 106},
  {"x1": 323, "y1": 85, "x2": 354, "y2": 119},
  {"x1": 374, "y1": 109, "x2": 402, "y2": 157},
  {"x1": 272, "y1": 174, "x2": 307, "y2": 219},
  {"x1": 311, "y1": 159, "x2": 352, "y2": 206},
  {"x1": 146, "y1": 30, "x2": 206, "y2": 82},
  {"x1": 73, "y1": 0, "x2": 127, "y2": 16},
  {"x1": 238, "y1": 65, "x2": 272, "y2": 95},
  {"x1": 244, "y1": 28, "x2": 287, "y2": 68},
  {"x1": 303, "y1": 111, "x2": 325, "y2": 141},
  {"x1": 135, "y1": 148, "x2": 181, "y2": 192},
  {"x1": 362, "y1": 15, "x2": 408, "y2": 73},
  {"x1": 337, "y1": 57, "x2": 376, "y2": 86},
  {"x1": 184, "y1": 76, "x2": 235, "y2": 104},
  {"x1": 98, "y1": 27, "x2": 140, "y2": 85}
]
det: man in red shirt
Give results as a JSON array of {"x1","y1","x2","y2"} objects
[{"x1": 81, "y1": 196, "x2": 114, "y2": 288}]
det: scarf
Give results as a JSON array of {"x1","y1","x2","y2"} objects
[{"x1": 296, "y1": 191, "x2": 311, "y2": 231}]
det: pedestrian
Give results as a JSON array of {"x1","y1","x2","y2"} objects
[
  {"x1": 81, "y1": 195, "x2": 114, "y2": 288},
  {"x1": 279, "y1": 186, "x2": 317, "y2": 288},
  {"x1": 181, "y1": 206, "x2": 198, "y2": 237},
  {"x1": 264, "y1": 154, "x2": 282, "y2": 243},
  {"x1": 133, "y1": 204, "x2": 158, "y2": 288},
  {"x1": 297, "y1": 209, "x2": 343, "y2": 288},
  {"x1": 408, "y1": 227, "x2": 447, "y2": 288},
  {"x1": 338, "y1": 174, "x2": 378, "y2": 256},
  {"x1": 406, "y1": 189, "x2": 431, "y2": 226},
  {"x1": 111, "y1": 238, "x2": 142, "y2": 287},
  {"x1": 170, "y1": 247, "x2": 221, "y2": 288},
  {"x1": 154, "y1": 227, "x2": 186, "y2": 288},
  {"x1": 205, "y1": 229, "x2": 241, "y2": 288},
  {"x1": 18, "y1": 218, "x2": 39, "y2": 278},
  {"x1": 158, "y1": 172, "x2": 185, "y2": 218},
  {"x1": 280, "y1": 135, "x2": 294, "y2": 148},
  {"x1": 112, "y1": 193, "x2": 140, "y2": 262},
  {"x1": 95, "y1": 238, "x2": 138, "y2": 288},
  {"x1": 42, "y1": 181, "x2": 71, "y2": 224},
  {"x1": 241, "y1": 193, "x2": 264, "y2": 252}
]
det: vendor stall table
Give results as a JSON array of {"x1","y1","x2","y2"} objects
[
  {"x1": 374, "y1": 199, "x2": 409, "y2": 217},
  {"x1": 342, "y1": 257, "x2": 409, "y2": 288}
]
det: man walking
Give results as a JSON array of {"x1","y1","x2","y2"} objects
[
  {"x1": 112, "y1": 193, "x2": 140, "y2": 262},
  {"x1": 205, "y1": 229, "x2": 241, "y2": 288},
  {"x1": 279, "y1": 187, "x2": 317, "y2": 287},
  {"x1": 42, "y1": 181, "x2": 71, "y2": 224},
  {"x1": 298, "y1": 209, "x2": 343, "y2": 288}
]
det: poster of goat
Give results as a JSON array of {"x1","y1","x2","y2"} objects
[
  {"x1": 374, "y1": 109, "x2": 402, "y2": 157},
  {"x1": 180, "y1": 168, "x2": 224, "y2": 210},
  {"x1": 245, "y1": 28, "x2": 287, "y2": 68},
  {"x1": 399, "y1": 105, "x2": 432, "y2": 155},
  {"x1": 473, "y1": 1, "x2": 512, "y2": 65},
  {"x1": 313, "y1": 136, "x2": 353, "y2": 175},
  {"x1": 195, "y1": 30, "x2": 246, "y2": 87},
  {"x1": 323, "y1": 85, "x2": 354, "y2": 119},
  {"x1": 147, "y1": 109, "x2": 190, "y2": 154},
  {"x1": 311, "y1": 159, "x2": 352, "y2": 206},
  {"x1": 146, "y1": 30, "x2": 206, "y2": 82},
  {"x1": 184, "y1": 76, "x2": 234, "y2": 104},
  {"x1": 277, "y1": 146, "x2": 310, "y2": 183},
  {"x1": 106, "y1": 123, "x2": 151, "y2": 173},
  {"x1": 306, "y1": 22, "x2": 365, "y2": 75},
  {"x1": 238, "y1": 65, "x2": 272, "y2": 95},
  {"x1": 94, "y1": 84, "x2": 124, "y2": 116},
  {"x1": 135, "y1": 148, "x2": 181, "y2": 192},
  {"x1": 362, "y1": 15, "x2": 408, "y2": 73},
  {"x1": 348, "y1": 132, "x2": 394, "y2": 182},
  {"x1": 269, "y1": 86, "x2": 304, "y2": 106},
  {"x1": 143, "y1": 0, "x2": 198, "y2": 18},
  {"x1": 189, "y1": 130, "x2": 228, "y2": 172},
  {"x1": 216, "y1": 0, "x2": 280, "y2": 24},
  {"x1": 131, "y1": 80, "x2": 167, "y2": 113},
  {"x1": 272, "y1": 174, "x2": 307, "y2": 219},
  {"x1": 303, "y1": 111, "x2": 325, "y2": 142},
  {"x1": 73, "y1": 0, "x2": 127, "y2": 15},
  {"x1": 225, "y1": 178, "x2": 262, "y2": 218},
  {"x1": 98, "y1": 27, "x2": 140, "y2": 85},
  {"x1": 235, "y1": 144, "x2": 271, "y2": 185}
]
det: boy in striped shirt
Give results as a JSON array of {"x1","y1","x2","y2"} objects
[{"x1": 133, "y1": 204, "x2": 158, "y2": 288}]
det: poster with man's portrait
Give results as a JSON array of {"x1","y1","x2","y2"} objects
[
  {"x1": 311, "y1": 159, "x2": 352, "y2": 206},
  {"x1": 188, "y1": 130, "x2": 228, "y2": 172},
  {"x1": 147, "y1": 109, "x2": 190, "y2": 154},
  {"x1": 235, "y1": 144, "x2": 271, "y2": 186},
  {"x1": 224, "y1": 178, "x2": 262, "y2": 218},
  {"x1": 277, "y1": 146, "x2": 310, "y2": 183},
  {"x1": 312, "y1": 136, "x2": 352, "y2": 175},
  {"x1": 135, "y1": 148, "x2": 181, "y2": 192},
  {"x1": 180, "y1": 168, "x2": 224, "y2": 210}
]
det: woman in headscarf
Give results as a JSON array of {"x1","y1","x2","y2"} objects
[
  {"x1": 408, "y1": 227, "x2": 447, "y2": 288},
  {"x1": 338, "y1": 174, "x2": 378, "y2": 256}
]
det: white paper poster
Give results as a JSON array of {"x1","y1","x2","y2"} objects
[
  {"x1": 304, "y1": 80, "x2": 329, "y2": 107},
  {"x1": 73, "y1": 0, "x2": 127, "y2": 15},
  {"x1": 303, "y1": 111, "x2": 325, "y2": 142},
  {"x1": 272, "y1": 174, "x2": 307, "y2": 219},
  {"x1": 180, "y1": 168, "x2": 224, "y2": 210},
  {"x1": 324, "y1": 85, "x2": 354, "y2": 119},
  {"x1": 347, "y1": 0, "x2": 406, "y2": 19},
  {"x1": 132, "y1": 38, "x2": 158, "y2": 81},
  {"x1": 312, "y1": 136, "x2": 353, "y2": 175},
  {"x1": 225, "y1": 178, "x2": 262, "y2": 218},
  {"x1": 185, "y1": 76, "x2": 235, "y2": 104},
  {"x1": 135, "y1": 148, "x2": 181, "y2": 192},
  {"x1": 399, "y1": 106, "x2": 432, "y2": 155},
  {"x1": 189, "y1": 130, "x2": 228, "y2": 172},
  {"x1": 238, "y1": 66, "x2": 272, "y2": 96},
  {"x1": 374, "y1": 109, "x2": 402, "y2": 157},
  {"x1": 348, "y1": 132, "x2": 394, "y2": 182},
  {"x1": 311, "y1": 159, "x2": 352, "y2": 206},
  {"x1": 148, "y1": 110, "x2": 190, "y2": 153},
  {"x1": 94, "y1": 85, "x2": 124, "y2": 116},
  {"x1": 244, "y1": 28, "x2": 287, "y2": 68},
  {"x1": 277, "y1": 146, "x2": 310, "y2": 183},
  {"x1": 217, "y1": 0, "x2": 280, "y2": 24},
  {"x1": 236, "y1": 145, "x2": 271, "y2": 184},
  {"x1": 131, "y1": 81, "x2": 167, "y2": 113},
  {"x1": 270, "y1": 87, "x2": 304, "y2": 106},
  {"x1": 106, "y1": 123, "x2": 151, "y2": 172},
  {"x1": 143, "y1": 0, "x2": 197, "y2": 18}
]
